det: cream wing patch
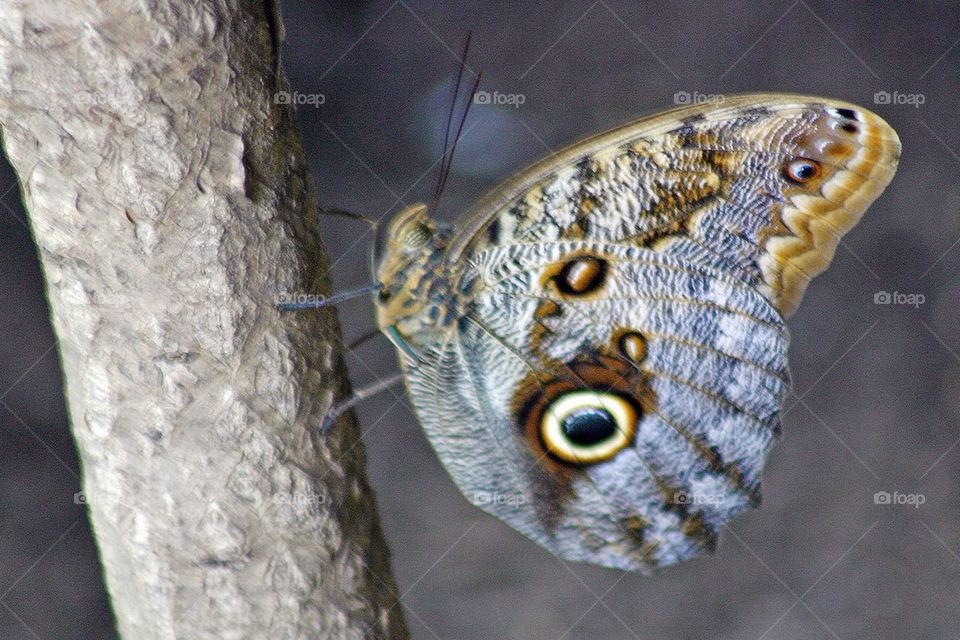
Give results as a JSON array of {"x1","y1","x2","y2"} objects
[{"x1": 758, "y1": 106, "x2": 900, "y2": 317}]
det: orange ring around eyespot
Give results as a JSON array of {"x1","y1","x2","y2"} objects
[{"x1": 784, "y1": 157, "x2": 821, "y2": 183}]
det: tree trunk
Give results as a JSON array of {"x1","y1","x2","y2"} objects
[{"x1": 0, "y1": 1, "x2": 408, "y2": 638}]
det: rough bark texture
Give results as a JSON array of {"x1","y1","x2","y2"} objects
[{"x1": 0, "y1": 1, "x2": 408, "y2": 638}]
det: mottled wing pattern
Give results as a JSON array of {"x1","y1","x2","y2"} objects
[
  {"x1": 395, "y1": 95, "x2": 898, "y2": 570},
  {"x1": 449, "y1": 95, "x2": 900, "y2": 317},
  {"x1": 404, "y1": 242, "x2": 787, "y2": 570}
]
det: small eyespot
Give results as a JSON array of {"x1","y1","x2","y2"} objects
[
  {"x1": 617, "y1": 331, "x2": 647, "y2": 363},
  {"x1": 540, "y1": 391, "x2": 636, "y2": 465},
  {"x1": 555, "y1": 256, "x2": 608, "y2": 296},
  {"x1": 784, "y1": 158, "x2": 821, "y2": 183},
  {"x1": 841, "y1": 122, "x2": 858, "y2": 134}
]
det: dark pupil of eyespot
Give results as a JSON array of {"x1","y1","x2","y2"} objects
[
  {"x1": 562, "y1": 408, "x2": 617, "y2": 446},
  {"x1": 795, "y1": 162, "x2": 815, "y2": 179}
]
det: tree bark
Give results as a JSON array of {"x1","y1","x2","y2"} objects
[{"x1": 0, "y1": 1, "x2": 408, "y2": 638}]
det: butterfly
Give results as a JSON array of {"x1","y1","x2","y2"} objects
[{"x1": 336, "y1": 94, "x2": 900, "y2": 572}]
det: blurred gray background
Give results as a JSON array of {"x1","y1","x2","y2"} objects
[{"x1": 2, "y1": 1, "x2": 959, "y2": 638}]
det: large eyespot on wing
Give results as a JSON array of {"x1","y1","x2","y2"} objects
[{"x1": 446, "y1": 94, "x2": 900, "y2": 319}]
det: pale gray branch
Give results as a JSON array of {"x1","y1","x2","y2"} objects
[{"x1": 0, "y1": 1, "x2": 407, "y2": 638}]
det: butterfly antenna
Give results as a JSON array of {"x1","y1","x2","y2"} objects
[
  {"x1": 435, "y1": 32, "x2": 471, "y2": 195},
  {"x1": 432, "y1": 70, "x2": 481, "y2": 213},
  {"x1": 430, "y1": 32, "x2": 476, "y2": 213}
]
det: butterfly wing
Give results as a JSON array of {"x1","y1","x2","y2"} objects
[
  {"x1": 446, "y1": 94, "x2": 900, "y2": 317},
  {"x1": 395, "y1": 95, "x2": 898, "y2": 570},
  {"x1": 405, "y1": 241, "x2": 787, "y2": 570}
]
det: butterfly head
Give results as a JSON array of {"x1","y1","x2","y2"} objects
[{"x1": 374, "y1": 203, "x2": 453, "y2": 357}]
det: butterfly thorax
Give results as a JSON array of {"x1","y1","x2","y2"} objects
[{"x1": 375, "y1": 204, "x2": 459, "y2": 355}]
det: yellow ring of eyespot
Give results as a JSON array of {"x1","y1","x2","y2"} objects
[{"x1": 540, "y1": 391, "x2": 637, "y2": 465}]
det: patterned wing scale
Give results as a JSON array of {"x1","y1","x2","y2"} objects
[
  {"x1": 449, "y1": 95, "x2": 900, "y2": 317},
  {"x1": 380, "y1": 94, "x2": 898, "y2": 571},
  {"x1": 404, "y1": 242, "x2": 788, "y2": 570}
]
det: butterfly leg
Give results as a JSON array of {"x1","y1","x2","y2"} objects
[
  {"x1": 345, "y1": 327, "x2": 383, "y2": 351},
  {"x1": 321, "y1": 371, "x2": 405, "y2": 432},
  {"x1": 321, "y1": 207, "x2": 378, "y2": 229}
]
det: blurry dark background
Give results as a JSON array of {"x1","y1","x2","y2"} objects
[{"x1": 2, "y1": 1, "x2": 959, "y2": 638}]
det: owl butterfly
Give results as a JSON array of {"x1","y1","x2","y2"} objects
[{"x1": 359, "y1": 94, "x2": 899, "y2": 572}]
